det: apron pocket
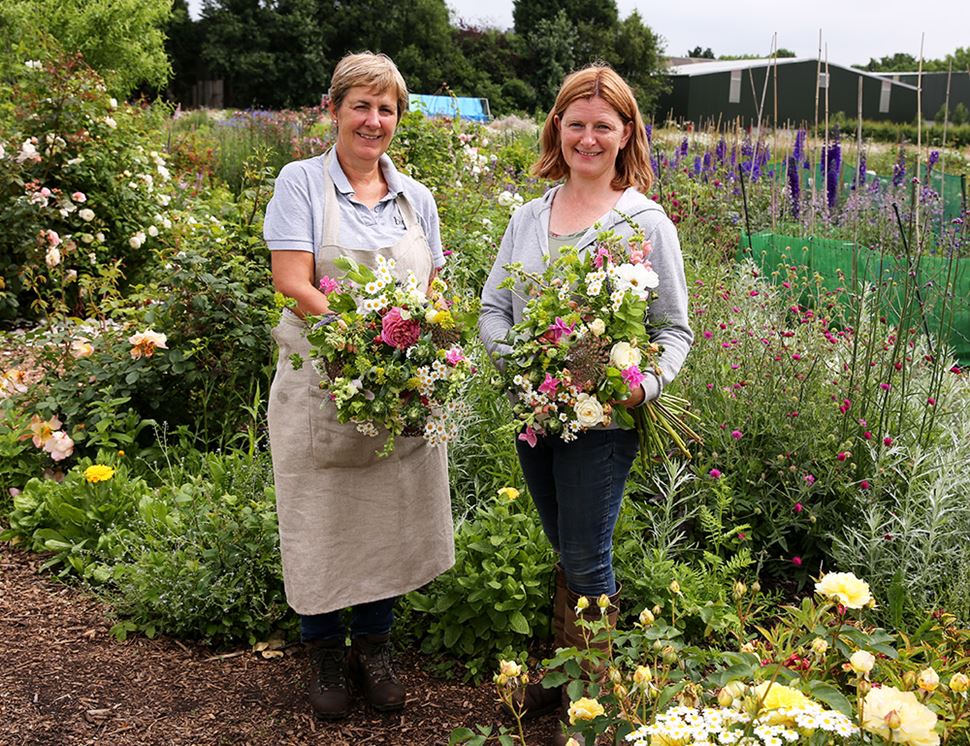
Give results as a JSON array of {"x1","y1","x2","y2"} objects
[{"x1": 307, "y1": 384, "x2": 384, "y2": 469}]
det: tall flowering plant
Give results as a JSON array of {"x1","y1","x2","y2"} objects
[
  {"x1": 497, "y1": 230, "x2": 699, "y2": 466},
  {"x1": 304, "y1": 255, "x2": 475, "y2": 456}
]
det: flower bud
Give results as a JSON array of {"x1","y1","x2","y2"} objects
[
  {"x1": 740, "y1": 641, "x2": 756, "y2": 653},
  {"x1": 750, "y1": 580, "x2": 761, "y2": 594},
  {"x1": 732, "y1": 580, "x2": 747, "y2": 600},
  {"x1": 849, "y1": 650, "x2": 875, "y2": 676},
  {"x1": 950, "y1": 673, "x2": 970, "y2": 693},
  {"x1": 884, "y1": 709, "x2": 902, "y2": 730},
  {"x1": 575, "y1": 596, "x2": 589, "y2": 614},
  {"x1": 609, "y1": 667, "x2": 623, "y2": 685},
  {"x1": 652, "y1": 640, "x2": 664, "y2": 652},
  {"x1": 662, "y1": 646, "x2": 679, "y2": 666},
  {"x1": 717, "y1": 688, "x2": 735, "y2": 707},
  {"x1": 613, "y1": 683, "x2": 628, "y2": 700},
  {"x1": 652, "y1": 604, "x2": 663, "y2": 617},
  {"x1": 633, "y1": 665, "x2": 652, "y2": 687},
  {"x1": 902, "y1": 671, "x2": 918, "y2": 690},
  {"x1": 638, "y1": 608, "x2": 655, "y2": 627},
  {"x1": 669, "y1": 580, "x2": 681, "y2": 594},
  {"x1": 498, "y1": 660, "x2": 522, "y2": 678},
  {"x1": 918, "y1": 667, "x2": 940, "y2": 693},
  {"x1": 597, "y1": 594, "x2": 611, "y2": 613},
  {"x1": 811, "y1": 637, "x2": 829, "y2": 655},
  {"x1": 857, "y1": 679, "x2": 872, "y2": 695}
]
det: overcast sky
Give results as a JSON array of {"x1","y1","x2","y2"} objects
[{"x1": 186, "y1": 0, "x2": 965, "y2": 67}]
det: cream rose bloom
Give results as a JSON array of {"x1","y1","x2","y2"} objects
[
  {"x1": 849, "y1": 650, "x2": 876, "y2": 675},
  {"x1": 814, "y1": 571, "x2": 873, "y2": 609},
  {"x1": 574, "y1": 394, "x2": 605, "y2": 427},
  {"x1": 863, "y1": 686, "x2": 940, "y2": 746},
  {"x1": 918, "y1": 668, "x2": 940, "y2": 693},
  {"x1": 609, "y1": 341, "x2": 642, "y2": 370},
  {"x1": 588, "y1": 318, "x2": 606, "y2": 337},
  {"x1": 568, "y1": 697, "x2": 605, "y2": 724}
]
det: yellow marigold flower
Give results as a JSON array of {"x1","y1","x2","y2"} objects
[
  {"x1": 814, "y1": 571, "x2": 873, "y2": 609},
  {"x1": 84, "y1": 464, "x2": 115, "y2": 483},
  {"x1": 567, "y1": 696, "x2": 604, "y2": 724},
  {"x1": 863, "y1": 685, "x2": 939, "y2": 746},
  {"x1": 751, "y1": 681, "x2": 810, "y2": 710},
  {"x1": 497, "y1": 487, "x2": 519, "y2": 502},
  {"x1": 917, "y1": 667, "x2": 940, "y2": 693}
]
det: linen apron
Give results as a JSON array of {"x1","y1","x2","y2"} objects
[{"x1": 268, "y1": 150, "x2": 454, "y2": 615}]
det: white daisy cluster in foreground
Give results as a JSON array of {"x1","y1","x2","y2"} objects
[{"x1": 624, "y1": 702, "x2": 857, "y2": 746}]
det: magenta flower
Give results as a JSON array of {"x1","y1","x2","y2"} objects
[
  {"x1": 836, "y1": 451, "x2": 848, "y2": 462},
  {"x1": 792, "y1": 556, "x2": 803, "y2": 567},
  {"x1": 518, "y1": 426, "x2": 538, "y2": 448},
  {"x1": 860, "y1": 480, "x2": 871, "y2": 490},
  {"x1": 703, "y1": 330, "x2": 713, "y2": 339},
  {"x1": 593, "y1": 246, "x2": 611, "y2": 268},
  {"x1": 708, "y1": 468, "x2": 722, "y2": 479},
  {"x1": 803, "y1": 474, "x2": 816, "y2": 486},
  {"x1": 537, "y1": 373, "x2": 560, "y2": 397},
  {"x1": 879, "y1": 382, "x2": 891, "y2": 391},
  {"x1": 621, "y1": 365, "x2": 645, "y2": 388},
  {"x1": 927, "y1": 397, "x2": 936, "y2": 406},
  {"x1": 792, "y1": 353, "x2": 802, "y2": 361},
  {"x1": 445, "y1": 347, "x2": 466, "y2": 366},
  {"x1": 863, "y1": 431, "x2": 872, "y2": 440},
  {"x1": 794, "y1": 502, "x2": 803, "y2": 513},
  {"x1": 318, "y1": 275, "x2": 340, "y2": 294},
  {"x1": 730, "y1": 430, "x2": 742, "y2": 440},
  {"x1": 547, "y1": 317, "x2": 575, "y2": 343},
  {"x1": 883, "y1": 436, "x2": 894, "y2": 446}
]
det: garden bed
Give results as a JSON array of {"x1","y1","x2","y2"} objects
[{"x1": 0, "y1": 542, "x2": 560, "y2": 745}]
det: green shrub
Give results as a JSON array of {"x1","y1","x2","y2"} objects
[
  {"x1": 408, "y1": 492, "x2": 556, "y2": 682},
  {"x1": 107, "y1": 450, "x2": 290, "y2": 644}
]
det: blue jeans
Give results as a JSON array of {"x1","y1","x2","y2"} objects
[
  {"x1": 300, "y1": 596, "x2": 397, "y2": 643},
  {"x1": 516, "y1": 428, "x2": 639, "y2": 597}
]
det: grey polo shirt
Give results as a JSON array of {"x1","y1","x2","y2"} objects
[{"x1": 263, "y1": 150, "x2": 444, "y2": 268}]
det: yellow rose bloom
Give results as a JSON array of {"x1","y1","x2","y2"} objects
[
  {"x1": 497, "y1": 487, "x2": 519, "y2": 502},
  {"x1": 863, "y1": 686, "x2": 940, "y2": 746},
  {"x1": 849, "y1": 650, "x2": 876, "y2": 676},
  {"x1": 751, "y1": 681, "x2": 810, "y2": 711},
  {"x1": 949, "y1": 673, "x2": 970, "y2": 693},
  {"x1": 84, "y1": 464, "x2": 116, "y2": 483},
  {"x1": 814, "y1": 571, "x2": 873, "y2": 609},
  {"x1": 917, "y1": 668, "x2": 940, "y2": 693},
  {"x1": 567, "y1": 696, "x2": 605, "y2": 724}
]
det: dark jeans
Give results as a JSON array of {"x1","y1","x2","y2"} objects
[
  {"x1": 516, "y1": 428, "x2": 639, "y2": 597},
  {"x1": 300, "y1": 596, "x2": 397, "y2": 643}
]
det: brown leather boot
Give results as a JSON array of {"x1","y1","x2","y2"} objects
[
  {"x1": 349, "y1": 633, "x2": 406, "y2": 712},
  {"x1": 506, "y1": 564, "x2": 567, "y2": 721},
  {"x1": 552, "y1": 583, "x2": 621, "y2": 746},
  {"x1": 306, "y1": 639, "x2": 352, "y2": 719}
]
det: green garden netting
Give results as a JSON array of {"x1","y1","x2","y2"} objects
[{"x1": 738, "y1": 231, "x2": 970, "y2": 365}]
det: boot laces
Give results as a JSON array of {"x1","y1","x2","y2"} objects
[
  {"x1": 362, "y1": 641, "x2": 398, "y2": 684},
  {"x1": 314, "y1": 646, "x2": 347, "y2": 689}
]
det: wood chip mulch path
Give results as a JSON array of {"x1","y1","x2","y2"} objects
[{"x1": 1, "y1": 543, "x2": 562, "y2": 745}]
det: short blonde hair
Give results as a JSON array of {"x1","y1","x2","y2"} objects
[
  {"x1": 533, "y1": 65, "x2": 653, "y2": 193},
  {"x1": 329, "y1": 52, "x2": 409, "y2": 121}
]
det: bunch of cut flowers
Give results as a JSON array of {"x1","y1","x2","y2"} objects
[
  {"x1": 497, "y1": 229, "x2": 698, "y2": 466},
  {"x1": 304, "y1": 255, "x2": 475, "y2": 456}
]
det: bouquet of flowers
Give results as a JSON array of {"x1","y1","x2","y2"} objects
[
  {"x1": 303, "y1": 255, "x2": 475, "y2": 456},
  {"x1": 498, "y1": 229, "x2": 699, "y2": 466}
]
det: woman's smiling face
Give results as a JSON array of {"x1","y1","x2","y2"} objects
[
  {"x1": 331, "y1": 85, "x2": 398, "y2": 167},
  {"x1": 555, "y1": 95, "x2": 632, "y2": 183}
]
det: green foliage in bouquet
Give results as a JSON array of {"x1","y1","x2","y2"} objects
[
  {"x1": 408, "y1": 488, "x2": 556, "y2": 682},
  {"x1": 305, "y1": 255, "x2": 478, "y2": 456}
]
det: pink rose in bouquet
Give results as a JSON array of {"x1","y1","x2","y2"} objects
[{"x1": 381, "y1": 307, "x2": 421, "y2": 350}]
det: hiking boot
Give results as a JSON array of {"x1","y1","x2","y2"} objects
[
  {"x1": 306, "y1": 639, "x2": 351, "y2": 719},
  {"x1": 349, "y1": 634, "x2": 406, "y2": 712}
]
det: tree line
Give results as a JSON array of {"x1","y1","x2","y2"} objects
[{"x1": 166, "y1": 0, "x2": 668, "y2": 115}]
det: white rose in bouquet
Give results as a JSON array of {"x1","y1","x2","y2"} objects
[
  {"x1": 574, "y1": 394, "x2": 605, "y2": 427},
  {"x1": 609, "y1": 341, "x2": 642, "y2": 369}
]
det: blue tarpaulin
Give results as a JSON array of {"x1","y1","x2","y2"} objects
[{"x1": 408, "y1": 94, "x2": 491, "y2": 122}]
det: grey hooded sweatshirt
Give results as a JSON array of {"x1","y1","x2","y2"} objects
[{"x1": 479, "y1": 184, "x2": 693, "y2": 404}]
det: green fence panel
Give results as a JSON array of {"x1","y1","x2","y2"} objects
[{"x1": 738, "y1": 231, "x2": 970, "y2": 365}]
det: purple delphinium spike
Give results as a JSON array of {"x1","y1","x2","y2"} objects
[
  {"x1": 826, "y1": 139, "x2": 842, "y2": 210},
  {"x1": 645, "y1": 124, "x2": 653, "y2": 144},
  {"x1": 857, "y1": 151, "x2": 867, "y2": 187},
  {"x1": 793, "y1": 129, "x2": 805, "y2": 164},
  {"x1": 787, "y1": 157, "x2": 800, "y2": 220},
  {"x1": 715, "y1": 137, "x2": 727, "y2": 163},
  {"x1": 703, "y1": 151, "x2": 712, "y2": 173},
  {"x1": 892, "y1": 148, "x2": 906, "y2": 187},
  {"x1": 693, "y1": 155, "x2": 702, "y2": 176},
  {"x1": 679, "y1": 137, "x2": 689, "y2": 157},
  {"x1": 927, "y1": 150, "x2": 940, "y2": 174}
]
